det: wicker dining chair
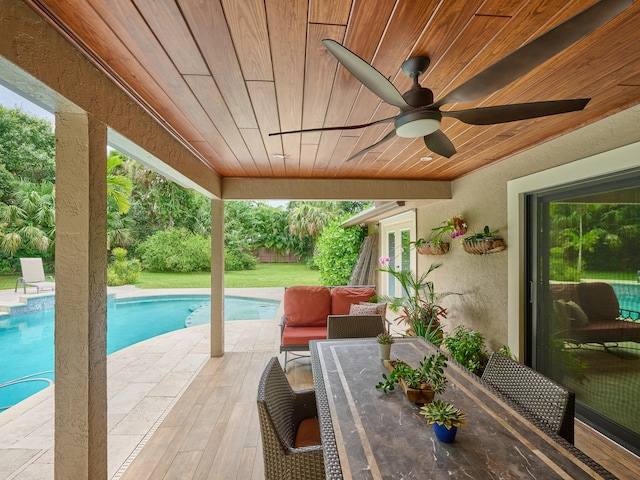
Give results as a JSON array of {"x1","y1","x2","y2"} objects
[
  {"x1": 257, "y1": 357, "x2": 325, "y2": 480},
  {"x1": 482, "y1": 352, "x2": 575, "y2": 444},
  {"x1": 326, "y1": 314, "x2": 386, "y2": 339}
]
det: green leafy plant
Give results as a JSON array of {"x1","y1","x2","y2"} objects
[
  {"x1": 498, "y1": 344, "x2": 516, "y2": 360},
  {"x1": 136, "y1": 228, "x2": 212, "y2": 272},
  {"x1": 224, "y1": 246, "x2": 258, "y2": 271},
  {"x1": 420, "y1": 399, "x2": 467, "y2": 429},
  {"x1": 376, "y1": 353, "x2": 448, "y2": 394},
  {"x1": 443, "y1": 325, "x2": 490, "y2": 375},
  {"x1": 415, "y1": 216, "x2": 467, "y2": 247},
  {"x1": 377, "y1": 259, "x2": 459, "y2": 346},
  {"x1": 107, "y1": 248, "x2": 141, "y2": 286},
  {"x1": 315, "y1": 218, "x2": 365, "y2": 285},
  {"x1": 463, "y1": 225, "x2": 499, "y2": 243},
  {"x1": 376, "y1": 332, "x2": 395, "y2": 345}
]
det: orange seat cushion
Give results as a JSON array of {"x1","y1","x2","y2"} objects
[
  {"x1": 284, "y1": 286, "x2": 331, "y2": 327},
  {"x1": 330, "y1": 287, "x2": 377, "y2": 315},
  {"x1": 295, "y1": 417, "x2": 322, "y2": 448},
  {"x1": 281, "y1": 325, "x2": 328, "y2": 346}
]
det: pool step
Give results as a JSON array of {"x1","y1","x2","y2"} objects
[{"x1": 185, "y1": 302, "x2": 210, "y2": 327}]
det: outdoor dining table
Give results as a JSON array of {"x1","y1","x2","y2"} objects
[{"x1": 310, "y1": 337, "x2": 616, "y2": 480}]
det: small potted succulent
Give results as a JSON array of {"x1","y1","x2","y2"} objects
[
  {"x1": 376, "y1": 332, "x2": 395, "y2": 360},
  {"x1": 420, "y1": 399, "x2": 467, "y2": 443}
]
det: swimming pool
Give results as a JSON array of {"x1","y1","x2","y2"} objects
[{"x1": 0, "y1": 294, "x2": 280, "y2": 411}]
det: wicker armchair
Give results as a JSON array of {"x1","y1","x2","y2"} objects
[
  {"x1": 257, "y1": 357, "x2": 325, "y2": 480},
  {"x1": 326, "y1": 314, "x2": 385, "y2": 339},
  {"x1": 482, "y1": 352, "x2": 575, "y2": 443}
]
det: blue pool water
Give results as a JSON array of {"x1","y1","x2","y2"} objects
[
  {"x1": 611, "y1": 283, "x2": 640, "y2": 319},
  {"x1": 0, "y1": 295, "x2": 280, "y2": 411}
]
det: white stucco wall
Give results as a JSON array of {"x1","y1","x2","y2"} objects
[{"x1": 415, "y1": 104, "x2": 640, "y2": 355}]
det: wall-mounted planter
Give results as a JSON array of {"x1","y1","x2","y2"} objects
[
  {"x1": 462, "y1": 237, "x2": 506, "y2": 255},
  {"x1": 417, "y1": 242, "x2": 450, "y2": 255}
]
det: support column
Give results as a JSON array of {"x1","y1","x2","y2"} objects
[
  {"x1": 54, "y1": 112, "x2": 108, "y2": 479},
  {"x1": 210, "y1": 198, "x2": 224, "y2": 356}
]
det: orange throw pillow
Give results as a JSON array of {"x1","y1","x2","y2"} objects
[
  {"x1": 330, "y1": 287, "x2": 377, "y2": 315},
  {"x1": 284, "y1": 286, "x2": 331, "y2": 327}
]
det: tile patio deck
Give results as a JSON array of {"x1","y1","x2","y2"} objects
[{"x1": 0, "y1": 286, "x2": 284, "y2": 480}]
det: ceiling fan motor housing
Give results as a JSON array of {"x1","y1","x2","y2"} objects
[
  {"x1": 402, "y1": 86, "x2": 434, "y2": 107},
  {"x1": 395, "y1": 110, "x2": 442, "y2": 138}
]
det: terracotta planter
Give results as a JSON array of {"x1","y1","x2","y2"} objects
[{"x1": 399, "y1": 379, "x2": 435, "y2": 404}]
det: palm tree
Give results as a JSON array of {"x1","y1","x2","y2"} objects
[
  {"x1": 0, "y1": 152, "x2": 135, "y2": 257},
  {"x1": 107, "y1": 150, "x2": 133, "y2": 215},
  {"x1": 551, "y1": 203, "x2": 606, "y2": 277},
  {"x1": 287, "y1": 201, "x2": 340, "y2": 240},
  {"x1": 0, "y1": 181, "x2": 55, "y2": 256}
]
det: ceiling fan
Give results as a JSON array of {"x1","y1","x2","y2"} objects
[{"x1": 270, "y1": 0, "x2": 632, "y2": 160}]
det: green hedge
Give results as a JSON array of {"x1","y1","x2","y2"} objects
[{"x1": 136, "y1": 228, "x2": 210, "y2": 272}]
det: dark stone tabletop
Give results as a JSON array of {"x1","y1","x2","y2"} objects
[{"x1": 310, "y1": 337, "x2": 616, "y2": 480}]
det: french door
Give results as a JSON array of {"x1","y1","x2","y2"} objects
[{"x1": 379, "y1": 211, "x2": 416, "y2": 298}]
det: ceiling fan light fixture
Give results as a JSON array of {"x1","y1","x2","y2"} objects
[{"x1": 395, "y1": 110, "x2": 442, "y2": 138}]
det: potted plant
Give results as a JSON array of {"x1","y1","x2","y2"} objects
[
  {"x1": 376, "y1": 353, "x2": 448, "y2": 403},
  {"x1": 420, "y1": 399, "x2": 467, "y2": 443},
  {"x1": 461, "y1": 225, "x2": 505, "y2": 255},
  {"x1": 376, "y1": 332, "x2": 395, "y2": 360},
  {"x1": 377, "y1": 258, "x2": 460, "y2": 346},
  {"x1": 443, "y1": 325, "x2": 490, "y2": 376},
  {"x1": 414, "y1": 216, "x2": 467, "y2": 255}
]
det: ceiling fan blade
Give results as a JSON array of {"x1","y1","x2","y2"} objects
[
  {"x1": 346, "y1": 130, "x2": 396, "y2": 162},
  {"x1": 443, "y1": 98, "x2": 590, "y2": 125},
  {"x1": 322, "y1": 39, "x2": 410, "y2": 110},
  {"x1": 432, "y1": 0, "x2": 632, "y2": 108},
  {"x1": 269, "y1": 116, "x2": 395, "y2": 136},
  {"x1": 424, "y1": 130, "x2": 456, "y2": 158}
]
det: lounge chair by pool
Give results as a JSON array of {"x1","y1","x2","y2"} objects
[{"x1": 15, "y1": 258, "x2": 55, "y2": 294}]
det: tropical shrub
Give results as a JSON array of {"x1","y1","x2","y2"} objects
[
  {"x1": 136, "y1": 228, "x2": 211, "y2": 272},
  {"x1": 224, "y1": 246, "x2": 257, "y2": 271},
  {"x1": 314, "y1": 218, "x2": 365, "y2": 285},
  {"x1": 107, "y1": 247, "x2": 141, "y2": 286},
  {"x1": 0, "y1": 105, "x2": 55, "y2": 184}
]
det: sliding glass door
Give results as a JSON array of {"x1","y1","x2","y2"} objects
[{"x1": 527, "y1": 171, "x2": 640, "y2": 455}]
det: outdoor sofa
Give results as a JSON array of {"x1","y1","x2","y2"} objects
[
  {"x1": 551, "y1": 282, "x2": 640, "y2": 345},
  {"x1": 279, "y1": 285, "x2": 382, "y2": 369}
]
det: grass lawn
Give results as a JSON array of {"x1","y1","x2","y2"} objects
[
  {"x1": 583, "y1": 271, "x2": 637, "y2": 281},
  {"x1": 4, "y1": 266, "x2": 638, "y2": 291},
  {"x1": 0, "y1": 263, "x2": 321, "y2": 290},
  {"x1": 0, "y1": 275, "x2": 17, "y2": 290},
  {"x1": 137, "y1": 263, "x2": 321, "y2": 288}
]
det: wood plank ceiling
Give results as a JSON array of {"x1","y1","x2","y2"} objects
[{"x1": 25, "y1": 0, "x2": 640, "y2": 181}]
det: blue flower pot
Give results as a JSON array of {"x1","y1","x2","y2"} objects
[{"x1": 433, "y1": 424, "x2": 457, "y2": 443}]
